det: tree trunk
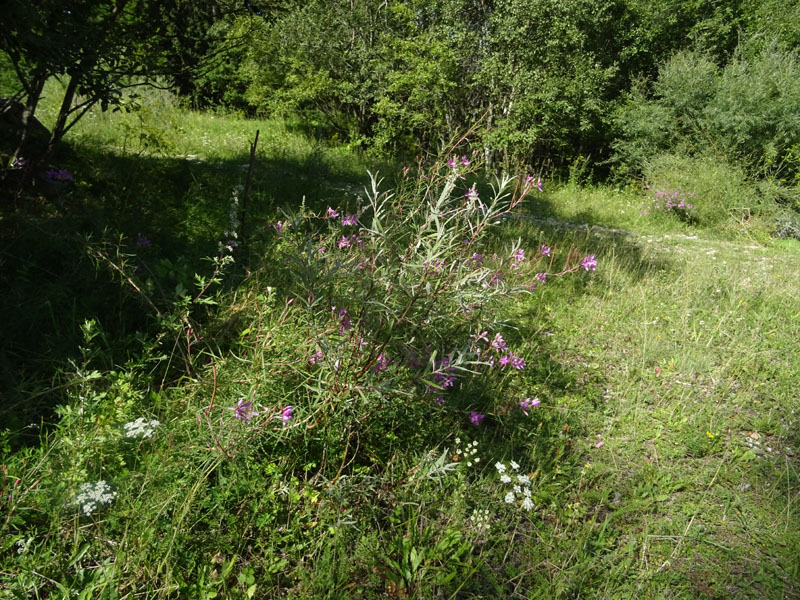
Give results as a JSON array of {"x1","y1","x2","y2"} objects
[
  {"x1": 45, "y1": 74, "x2": 80, "y2": 160},
  {"x1": 12, "y1": 71, "x2": 47, "y2": 162}
]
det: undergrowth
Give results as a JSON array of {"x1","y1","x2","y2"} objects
[{"x1": 1, "y1": 89, "x2": 798, "y2": 599}]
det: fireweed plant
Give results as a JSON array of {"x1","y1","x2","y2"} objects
[
  {"x1": 229, "y1": 151, "x2": 599, "y2": 459},
  {"x1": 642, "y1": 182, "x2": 697, "y2": 221}
]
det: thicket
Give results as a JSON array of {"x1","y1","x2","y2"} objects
[{"x1": 187, "y1": 0, "x2": 797, "y2": 169}]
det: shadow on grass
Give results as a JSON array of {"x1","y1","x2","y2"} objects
[{"x1": 0, "y1": 140, "x2": 379, "y2": 446}]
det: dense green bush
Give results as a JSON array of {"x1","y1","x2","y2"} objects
[{"x1": 615, "y1": 41, "x2": 800, "y2": 182}]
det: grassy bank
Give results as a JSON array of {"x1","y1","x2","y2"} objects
[{"x1": 1, "y1": 87, "x2": 798, "y2": 599}]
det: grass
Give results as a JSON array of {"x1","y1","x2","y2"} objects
[{"x1": 1, "y1": 83, "x2": 799, "y2": 599}]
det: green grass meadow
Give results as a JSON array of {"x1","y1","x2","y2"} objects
[{"x1": 1, "y1": 85, "x2": 799, "y2": 599}]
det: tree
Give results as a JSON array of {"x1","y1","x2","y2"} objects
[{"x1": 1, "y1": 0, "x2": 169, "y2": 168}]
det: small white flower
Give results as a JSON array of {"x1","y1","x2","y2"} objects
[
  {"x1": 517, "y1": 474, "x2": 531, "y2": 486},
  {"x1": 513, "y1": 485, "x2": 522, "y2": 494},
  {"x1": 495, "y1": 462, "x2": 506, "y2": 474},
  {"x1": 500, "y1": 474, "x2": 512, "y2": 484},
  {"x1": 510, "y1": 460, "x2": 520, "y2": 471},
  {"x1": 522, "y1": 496, "x2": 534, "y2": 511},
  {"x1": 523, "y1": 487, "x2": 532, "y2": 498},
  {"x1": 474, "y1": 457, "x2": 480, "y2": 463},
  {"x1": 504, "y1": 491, "x2": 516, "y2": 504}
]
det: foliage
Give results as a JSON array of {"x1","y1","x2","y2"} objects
[{"x1": 615, "y1": 41, "x2": 800, "y2": 182}]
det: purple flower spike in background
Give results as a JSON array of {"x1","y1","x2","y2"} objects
[
  {"x1": 341, "y1": 214, "x2": 357, "y2": 226},
  {"x1": 470, "y1": 411, "x2": 485, "y2": 426},
  {"x1": 136, "y1": 233, "x2": 151, "y2": 248},
  {"x1": 326, "y1": 207, "x2": 339, "y2": 219},
  {"x1": 541, "y1": 244, "x2": 551, "y2": 256},
  {"x1": 581, "y1": 254, "x2": 597, "y2": 271}
]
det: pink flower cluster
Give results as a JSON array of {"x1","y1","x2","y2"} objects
[{"x1": 643, "y1": 183, "x2": 696, "y2": 218}]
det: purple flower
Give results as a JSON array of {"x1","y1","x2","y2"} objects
[
  {"x1": 338, "y1": 236, "x2": 351, "y2": 250},
  {"x1": 326, "y1": 207, "x2": 339, "y2": 219},
  {"x1": 281, "y1": 406, "x2": 293, "y2": 426},
  {"x1": 499, "y1": 355, "x2": 511, "y2": 369},
  {"x1": 470, "y1": 411, "x2": 485, "y2": 426},
  {"x1": 310, "y1": 349, "x2": 323, "y2": 364},
  {"x1": 435, "y1": 396, "x2": 445, "y2": 405},
  {"x1": 136, "y1": 232, "x2": 151, "y2": 248},
  {"x1": 337, "y1": 309, "x2": 353, "y2": 334},
  {"x1": 470, "y1": 253, "x2": 483, "y2": 265},
  {"x1": 274, "y1": 220, "x2": 286, "y2": 234},
  {"x1": 229, "y1": 398, "x2": 258, "y2": 423},
  {"x1": 460, "y1": 155, "x2": 470, "y2": 166},
  {"x1": 45, "y1": 168, "x2": 74, "y2": 182},
  {"x1": 448, "y1": 156, "x2": 456, "y2": 167},
  {"x1": 511, "y1": 354, "x2": 526, "y2": 370},
  {"x1": 373, "y1": 353, "x2": 390, "y2": 373},
  {"x1": 518, "y1": 397, "x2": 540, "y2": 416},
  {"x1": 536, "y1": 272, "x2": 546, "y2": 284},
  {"x1": 471, "y1": 330, "x2": 489, "y2": 344},
  {"x1": 512, "y1": 249, "x2": 525, "y2": 263},
  {"x1": 541, "y1": 244, "x2": 551, "y2": 256},
  {"x1": 537, "y1": 177, "x2": 543, "y2": 193},
  {"x1": 491, "y1": 333, "x2": 507, "y2": 352},
  {"x1": 341, "y1": 214, "x2": 357, "y2": 226},
  {"x1": 581, "y1": 254, "x2": 597, "y2": 271}
]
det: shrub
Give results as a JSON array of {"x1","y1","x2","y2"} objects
[
  {"x1": 642, "y1": 154, "x2": 757, "y2": 226},
  {"x1": 615, "y1": 41, "x2": 800, "y2": 187}
]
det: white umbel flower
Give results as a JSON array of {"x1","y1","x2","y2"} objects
[
  {"x1": 74, "y1": 481, "x2": 117, "y2": 515},
  {"x1": 123, "y1": 417, "x2": 160, "y2": 439}
]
